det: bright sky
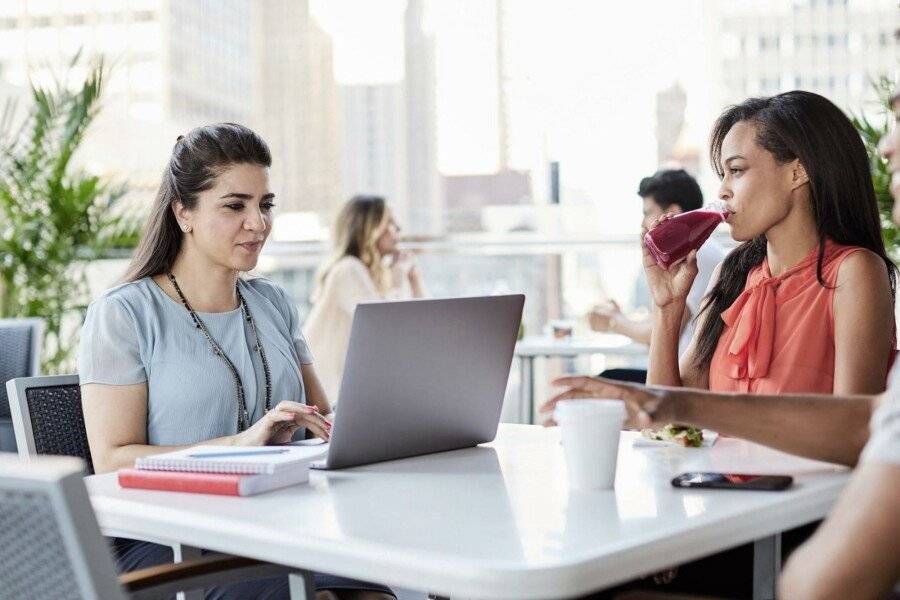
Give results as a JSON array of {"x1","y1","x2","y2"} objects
[
  {"x1": 310, "y1": 0, "x2": 408, "y2": 83},
  {"x1": 311, "y1": 0, "x2": 709, "y2": 233}
]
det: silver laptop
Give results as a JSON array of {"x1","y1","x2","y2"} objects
[{"x1": 311, "y1": 294, "x2": 524, "y2": 470}]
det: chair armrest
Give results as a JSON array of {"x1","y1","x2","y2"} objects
[{"x1": 121, "y1": 554, "x2": 296, "y2": 600}]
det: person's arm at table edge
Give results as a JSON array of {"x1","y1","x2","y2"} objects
[
  {"x1": 540, "y1": 376, "x2": 884, "y2": 466},
  {"x1": 779, "y1": 462, "x2": 900, "y2": 600},
  {"x1": 672, "y1": 387, "x2": 877, "y2": 466},
  {"x1": 546, "y1": 377, "x2": 877, "y2": 466},
  {"x1": 82, "y1": 383, "x2": 242, "y2": 473},
  {"x1": 82, "y1": 382, "x2": 330, "y2": 473},
  {"x1": 608, "y1": 313, "x2": 653, "y2": 345}
]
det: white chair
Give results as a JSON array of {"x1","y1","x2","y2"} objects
[{"x1": 0, "y1": 453, "x2": 301, "y2": 600}]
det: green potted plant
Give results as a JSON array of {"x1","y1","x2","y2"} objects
[
  {"x1": 850, "y1": 76, "x2": 899, "y2": 260},
  {"x1": 0, "y1": 55, "x2": 140, "y2": 372}
]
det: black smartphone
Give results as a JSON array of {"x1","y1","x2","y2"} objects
[{"x1": 671, "y1": 472, "x2": 793, "y2": 491}]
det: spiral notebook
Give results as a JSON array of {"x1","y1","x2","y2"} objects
[{"x1": 135, "y1": 445, "x2": 328, "y2": 475}]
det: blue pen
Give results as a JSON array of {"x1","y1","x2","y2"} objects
[{"x1": 188, "y1": 449, "x2": 290, "y2": 458}]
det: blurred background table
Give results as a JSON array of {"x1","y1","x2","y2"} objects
[{"x1": 514, "y1": 333, "x2": 647, "y2": 423}]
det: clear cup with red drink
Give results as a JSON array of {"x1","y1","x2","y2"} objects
[{"x1": 643, "y1": 201, "x2": 728, "y2": 269}]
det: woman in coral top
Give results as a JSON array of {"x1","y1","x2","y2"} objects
[{"x1": 647, "y1": 91, "x2": 895, "y2": 396}]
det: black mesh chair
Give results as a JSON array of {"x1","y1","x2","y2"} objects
[
  {"x1": 6, "y1": 374, "x2": 94, "y2": 473},
  {"x1": 0, "y1": 318, "x2": 43, "y2": 452},
  {"x1": 0, "y1": 454, "x2": 297, "y2": 600}
]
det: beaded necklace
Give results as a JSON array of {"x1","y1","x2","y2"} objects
[{"x1": 167, "y1": 273, "x2": 272, "y2": 430}]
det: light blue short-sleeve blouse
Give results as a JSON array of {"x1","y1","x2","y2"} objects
[{"x1": 77, "y1": 277, "x2": 314, "y2": 446}]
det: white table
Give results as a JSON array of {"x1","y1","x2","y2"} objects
[
  {"x1": 87, "y1": 425, "x2": 848, "y2": 600},
  {"x1": 514, "y1": 334, "x2": 647, "y2": 423}
]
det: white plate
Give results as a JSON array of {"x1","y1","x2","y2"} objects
[{"x1": 632, "y1": 429, "x2": 719, "y2": 448}]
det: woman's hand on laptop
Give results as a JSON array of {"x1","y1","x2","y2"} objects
[
  {"x1": 540, "y1": 376, "x2": 677, "y2": 430},
  {"x1": 236, "y1": 401, "x2": 332, "y2": 446}
]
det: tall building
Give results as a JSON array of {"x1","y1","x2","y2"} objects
[
  {"x1": 404, "y1": 0, "x2": 443, "y2": 236},
  {"x1": 654, "y1": 82, "x2": 701, "y2": 175},
  {"x1": 0, "y1": 1, "x2": 259, "y2": 130},
  {"x1": 255, "y1": 0, "x2": 342, "y2": 215},
  {"x1": 167, "y1": 1, "x2": 256, "y2": 124},
  {"x1": 705, "y1": 0, "x2": 898, "y2": 114},
  {"x1": 0, "y1": 0, "x2": 342, "y2": 215},
  {"x1": 655, "y1": 82, "x2": 687, "y2": 166},
  {"x1": 495, "y1": 0, "x2": 511, "y2": 171},
  {"x1": 340, "y1": 84, "x2": 407, "y2": 221},
  {"x1": 443, "y1": 169, "x2": 533, "y2": 233}
]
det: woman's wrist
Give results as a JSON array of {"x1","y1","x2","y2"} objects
[
  {"x1": 653, "y1": 303, "x2": 684, "y2": 329},
  {"x1": 653, "y1": 295, "x2": 687, "y2": 313}
]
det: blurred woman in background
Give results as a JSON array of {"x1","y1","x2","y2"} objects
[{"x1": 304, "y1": 195, "x2": 427, "y2": 403}]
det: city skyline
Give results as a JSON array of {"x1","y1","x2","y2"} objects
[
  {"x1": 340, "y1": 82, "x2": 407, "y2": 217},
  {"x1": 0, "y1": 0, "x2": 896, "y2": 239},
  {"x1": 0, "y1": 0, "x2": 344, "y2": 216}
]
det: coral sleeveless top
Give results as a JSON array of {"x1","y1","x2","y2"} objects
[{"x1": 708, "y1": 240, "x2": 890, "y2": 394}]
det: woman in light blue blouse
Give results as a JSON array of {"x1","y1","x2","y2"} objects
[{"x1": 78, "y1": 123, "x2": 393, "y2": 600}]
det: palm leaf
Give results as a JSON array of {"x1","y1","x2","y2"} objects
[
  {"x1": 0, "y1": 53, "x2": 141, "y2": 372},
  {"x1": 849, "y1": 75, "x2": 899, "y2": 261}
]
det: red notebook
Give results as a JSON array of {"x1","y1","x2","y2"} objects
[{"x1": 118, "y1": 465, "x2": 309, "y2": 496}]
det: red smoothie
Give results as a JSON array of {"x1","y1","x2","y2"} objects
[{"x1": 643, "y1": 208, "x2": 725, "y2": 269}]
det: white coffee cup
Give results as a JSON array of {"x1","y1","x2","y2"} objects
[{"x1": 555, "y1": 399, "x2": 626, "y2": 490}]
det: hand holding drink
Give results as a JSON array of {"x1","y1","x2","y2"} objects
[
  {"x1": 641, "y1": 201, "x2": 728, "y2": 309},
  {"x1": 643, "y1": 201, "x2": 727, "y2": 269}
]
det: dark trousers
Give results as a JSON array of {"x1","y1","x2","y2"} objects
[{"x1": 598, "y1": 368, "x2": 647, "y2": 384}]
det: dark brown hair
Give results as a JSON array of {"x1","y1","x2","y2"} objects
[
  {"x1": 694, "y1": 91, "x2": 896, "y2": 370},
  {"x1": 123, "y1": 123, "x2": 271, "y2": 282}
]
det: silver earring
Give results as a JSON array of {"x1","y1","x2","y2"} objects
[{"x1": 182, "y1": 225, "x2": 191, "y2": 233}]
